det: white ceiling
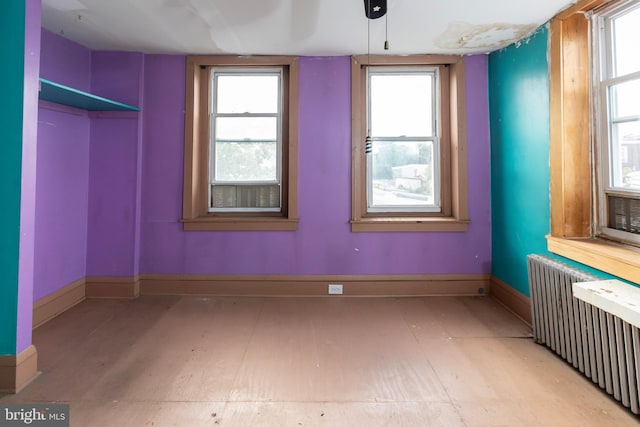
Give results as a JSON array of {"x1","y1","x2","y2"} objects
[{"x1": 41, "y1": 0, "x2": 576, "y2": 56}]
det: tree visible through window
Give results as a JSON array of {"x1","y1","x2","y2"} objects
[{"x1": 210, "y1": 70, "x2": 282, "y2": 211}]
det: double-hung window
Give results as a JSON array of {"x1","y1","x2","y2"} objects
[
  {"x1": 182, "y1": 56, "x2": 299, "y2": 231},
  {"x1": 210, "y1": 69, "x2": 282, "y2": 212},
  {"x1": 351, "y1": 55, "x2": 469, "y2": 232},
  {"x1": 367, "y1": 67, "x2": 442, "y2": 213},
  {"x1": 593, "y1": 1, "x2": 640, "y2": 245}
]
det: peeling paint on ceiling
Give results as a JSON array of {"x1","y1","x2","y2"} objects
[
  {"x1": 41, "y1": 0, "x2": 575, "y2": 55},
  {"x1": 434, "y1": 21, "x2": 539, "y2": 52}
]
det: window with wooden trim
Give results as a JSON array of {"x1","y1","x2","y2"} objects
[
  {"x1": 547, "y1": 0, "x2": 640, "y2": 285},
  {"x1": 350, "y1": 55, "x2": 469, "y2": 232},
  {"x1": 182, "y1": 56, "x2": 299, "y2": 231}
]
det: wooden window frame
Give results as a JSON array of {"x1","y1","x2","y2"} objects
[
  {"x1": 182, "y1": 56, "x2": 299, "y2": 231},
  {"x1": 350, "y1": 55, "x2": 470, "y2": 232},
  {"x1": 548, "y1": 0, "x2": 640, "y2": 284}
]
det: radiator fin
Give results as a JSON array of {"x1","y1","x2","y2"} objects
[{"x1": 527, "y1": 254, "x2": 640, "y2": 415}]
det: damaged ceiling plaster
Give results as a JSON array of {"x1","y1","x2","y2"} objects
[
  {"x1": 41, "y1": 0, "x2": 575, "y2": 55},
  {"x1": 434, "y1": 22, "x2": 539, "y2": 52}
]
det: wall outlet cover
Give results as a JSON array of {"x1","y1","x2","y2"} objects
[{"x1": 328, "y1": 284, "x2": 343, "y2": 295}]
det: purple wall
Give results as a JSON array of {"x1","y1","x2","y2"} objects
[
  {"x1": 32, "y1": 43, "x2": 492, "y2": 300},
  {"x1": 34, "y1": 108, "x2": 90, "y2": 300},
  {"x1": 86, "y1": 115, "x2": 139, "y2": 276},
  {"x1": 39, "y1": 29, "x2": 90, "y2": 91},
  {"x1": 141, "y1": 55, "x2": 492, "y2": 275},
  {"x1": 86, "y1": 52, "x2": 144, "y2": 277},
  {"x1": 140, "y1": 55, "x2": 186, "y2": 273},
  {"x1": 34, "y1": 30, "x2": 91, "y2": 301},
  {"x1": 90, "y1": 51, "x2": 143, "y2": 107},
  {"x1": 35, "y1": 34, "x2": 146, "y2": 291}
]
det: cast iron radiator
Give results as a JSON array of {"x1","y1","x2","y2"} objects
[{"x1": 527, "y1": 254, "x2": 640, "y2": 414}]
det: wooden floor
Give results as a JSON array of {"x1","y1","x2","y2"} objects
[{"x1": 1, "y1": 295, "x2": 638, "y2": 426}]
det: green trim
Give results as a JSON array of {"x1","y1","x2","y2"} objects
[{"x1": 0, "y1": 1, "x2": 26, "y2": 354}]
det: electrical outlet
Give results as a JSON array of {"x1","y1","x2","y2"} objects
[{"x1": 328, "y1": 284, "x2": 343, "y2": 295}]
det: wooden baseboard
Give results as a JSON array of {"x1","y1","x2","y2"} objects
[
  {"x1": 86, "y1": 276, "x2": 140, "y2": 299},
  {"x1": 140, "y1": 274, "x2": 490, "y2": 297},
  {"x1": 0, "y1": 345, "x2": 40, "y2": 393},
  {"x1": 33, "y1": 278, "x2": 85, "y2": 328},
  {"x1": 490, "y1": 275, "x2": 532, "y2": 326}
]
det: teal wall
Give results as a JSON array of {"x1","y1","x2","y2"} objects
[
  {"x1": 0, "y1": 2, "x2": 26, "y2": 354},
  {"x1": 489, "y1": 27, "x2": 551, "y2": 297}
]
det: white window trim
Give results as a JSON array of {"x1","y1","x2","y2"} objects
[
  {"x1": 365, "y1": 66, "x2": 442, "y2": 213},
  {"x1": 592, "y1": 0, "x2": 640, "y2": 246},
  {"x1": 208, "y1": 67, "x2": 284, "y2": 213}
]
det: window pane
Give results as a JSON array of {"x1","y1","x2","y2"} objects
[
  {"x1": 609, "y1": 79, "x2": 640, "y2": 119},
  {"x1": 370, "y1": 73, "x2": 433, "y2": 137},
  {"x1": 370, "y1": 140, "x2": 435, "y2": 207},
  {"x1": 215, "y1": 117, "x2": 277, "y2": 141},
  {"x1": 609, "y1": 120, "x2": 640, "y2": 189},
  {"x1": 214, "y1": 141, "x2": 277, "y2": 181},
  {"x1": 216, "y1": 74, "x2": 279, "y2": 113},
  {"x1": 612, "y1": 5, "x2": 640, "y2": 77}
]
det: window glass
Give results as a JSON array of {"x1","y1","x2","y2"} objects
[
  {"x1": 370, "y1": 73, "x2": 433, "y2": 137},
  {"x1": 594, "y1": 0, "x2": 640, "y2": 243},
  {"x1": 370, "y1": 140, "x2": 434, "y2": 208},
  {"x1": 367, "y1": 68, "x2": 439, "y2": 212},
  {"x1": 609, "y1": 120, "x2": 640, "y2": 189},
  {"x1": 216, "y1": 75, "x2": 279, "y2": 113},
  {"x1": 214, "y1": 141, "x2": 277, "y2": 182},
  {"x1": 210, "y1": 70, "x2": 282, "y2": 211},
  {"x1": 612, "y1": 5, "x2": 640, "y2": 77},
  {"x1": 214, "y1": 117, "x2": 277, "y2": 141}
]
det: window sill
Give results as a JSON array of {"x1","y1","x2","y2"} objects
[
  {"x1": 350, "y1": 217, "x2": 470, "y2": 232},
  {"x1": 182, "y1": 217, "x2": 299, "y2": 231},
  {"x1": 546, "y1": 235, "x2": 640, "y2": 284}
]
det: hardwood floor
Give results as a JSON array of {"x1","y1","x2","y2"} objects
[{"x1": 1, "y1": 295, "x2": 638, "y2": 426}]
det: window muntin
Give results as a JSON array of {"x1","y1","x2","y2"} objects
[
  {"x1": 182, "y1": 55, "x2": 298, "y2": 231},
  {"x1": 350, "y1": 54, "x2": 469, "y2": 233},
  {"x1": 366, "y1": 67, "x2": 440, "y2": 213},
  {"x1": 209, "y1": 69, "x2": 283, "y2": 212},
  {"x1": 594, "y1": 0, "x2": 640, "y2": 244}
]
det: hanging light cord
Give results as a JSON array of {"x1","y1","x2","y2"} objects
[
  {"x1": 365, "y1": 0, "x2": 372, "y2": 154},
  {"x1": 384, "y1": 7, "x2": 389, "y2": 50},
  {"x1": 367, "y1": 0, "x2": 371, "y2": 63}
]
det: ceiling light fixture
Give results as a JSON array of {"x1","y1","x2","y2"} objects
[
  {"x1": 364, "y1": 0, "x2": 386, "y2": 19},
  {"x1": 363, "y1": 0, "x2": 389, "y2": 50}
]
